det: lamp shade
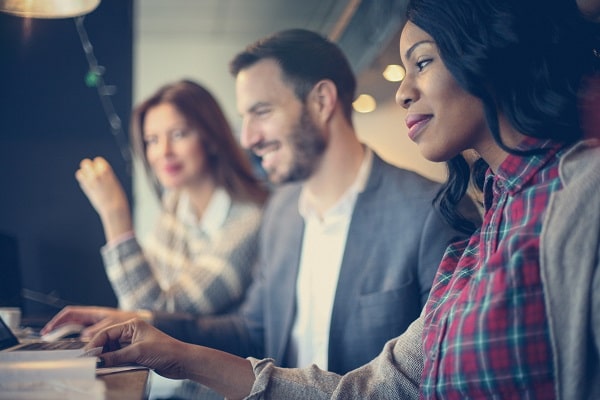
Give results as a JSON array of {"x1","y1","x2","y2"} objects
[{"x1": 0, "y1": 0, "x2": 100, "y2": 18}]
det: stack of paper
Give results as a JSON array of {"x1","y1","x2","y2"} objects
[{"x1": 0, "y1": 356, "x2": 105, "y2": 400}]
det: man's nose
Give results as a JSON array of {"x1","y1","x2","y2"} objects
[{"x1": 239, "y1": 118, "x2": 258, "y2": 150}]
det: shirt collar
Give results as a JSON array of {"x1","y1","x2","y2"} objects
[
  {"x1": 177, "y1": 187, "x2": 231, "y2": 238},
  {"x1": 483, "y1": 137, "x2": 565, "y2": 207},
  {"x1": 298, "y1": 147, "x2": 373, "y2": 220}
]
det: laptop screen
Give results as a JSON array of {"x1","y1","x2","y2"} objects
[
  {"x1": 0, "y1": 232, "x2": 22, "y2": 309},
  {"x1": 0, "y1": 316, "x2": 20, "y2": 351}
]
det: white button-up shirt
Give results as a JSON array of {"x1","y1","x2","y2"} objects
[{"x1": 289, "y1": 148, "x2": 373, "y2": 369}]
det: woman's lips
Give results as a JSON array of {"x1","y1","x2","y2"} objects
[
  {"x1": 163, "y1": 163, "x2": 182, "y2": 175},
  {"x1": 405, "y1": 114, "x2": 432, "y2": 141}
]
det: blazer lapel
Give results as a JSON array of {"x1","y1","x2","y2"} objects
[
  {"x1": 268, "y1": 189, "x2": 305, "y2": 363},
  {"x1": 328, "y1": 155, "x2": 384, "y2": 370}
]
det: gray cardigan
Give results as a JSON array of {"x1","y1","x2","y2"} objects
[{"x1": 245, "y1": 140, "x2": 600, "y2": 399}]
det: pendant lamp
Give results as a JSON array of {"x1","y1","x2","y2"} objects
[{"x1": 0, "y1": 0, "x2": 100, "y2": 18}]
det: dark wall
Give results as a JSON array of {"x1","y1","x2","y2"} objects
[{"x1": 0, "y1": 0, "x2": 133, "y2": 318}]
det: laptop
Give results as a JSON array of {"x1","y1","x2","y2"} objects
[
  {"x1": 0, "y1": 232, "x2": 22, "y2": 309},
  {"x1": 0, "y1": 315, "x2": 87, "y2": 357}
]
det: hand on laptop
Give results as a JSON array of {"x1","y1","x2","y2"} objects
[
  {"x1": 41, "y1": 306, "x2": 142, "y2": 340},
  {"x1": 40, "y1": 322, "x2": 85, "y2": 342},
  {"x1": 86, "y1": 318, "x2": 255, "y2": 398},
  {"x1": 85, "y1": 318, "x2": 187, "y2": 378}
]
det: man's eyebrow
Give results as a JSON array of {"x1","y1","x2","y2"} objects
[{"x1": 404, "y1": 39, "x2": 435, "y2": 61}]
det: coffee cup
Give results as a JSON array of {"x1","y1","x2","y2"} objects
[{"x1": 0, "y1": 307, "x2": 21, "y2": 331}]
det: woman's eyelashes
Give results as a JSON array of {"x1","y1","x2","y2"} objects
[
  {"x1": 170, "y1": 129, "x2": 187, "y2": 140},
  {"x1": 416, "y1": 57, "x2": 433, "y2": 72},
  {"x1": 143, "y1": 128, "x2": 191, "y2": 146}
]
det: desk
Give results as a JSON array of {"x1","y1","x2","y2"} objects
[{"x1": 100, "y1": 368, "x2": 150, "y2": 400}]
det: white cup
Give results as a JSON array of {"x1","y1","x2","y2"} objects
[{"x1": 0, "y1": 307, "x2": 21, "y2": 331}]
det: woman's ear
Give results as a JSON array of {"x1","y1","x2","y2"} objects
[{"x1": 307, "y1": 79, "x2": 338, "y2": 123}]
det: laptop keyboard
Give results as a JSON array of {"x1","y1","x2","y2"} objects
[{"x1": 17, "y1": 340, "x2": 86, "y2": 350}]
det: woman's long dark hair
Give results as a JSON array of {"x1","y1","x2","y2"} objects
[{"x1": 406, "y1": 0, "x2": 598, "y2": 233}]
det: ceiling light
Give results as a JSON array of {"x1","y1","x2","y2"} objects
[
  {"x1": 0, "y1": 0, "x2": 100, "y2": 19},
  {"x1": 353, "y1": 94, "x2": 377, "y2": 113},
  {"x1": 382, "y1": 64, "x2": 405, "y2": 82}
]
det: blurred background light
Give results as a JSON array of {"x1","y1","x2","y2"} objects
[
  {"x1": 353, "y1": 94, "x2": 377, "y2": 113},
  {"x1": 0, "y1": 0, "x2": 100, "y2": 19},
  {"x1": 382, "y1": 64, "x2": 405, "y2": 82}
]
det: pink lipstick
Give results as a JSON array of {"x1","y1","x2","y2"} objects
[{"x1": 405, "y1": 114, "x2": 432, "y2": 141}]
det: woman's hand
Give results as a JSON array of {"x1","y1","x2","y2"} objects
[
  {"x1": 87, "y1": 319, "x2": 257, "y2": 399},
  {"x1": 41, "y1": 306, "x2": 142, "y2": 340},
  {"x1": 75, "y1": 157, "x2": 133, "y2": 241},
  {"x1": 87, "y1": 319, "x2": 189, "y2": 379}
]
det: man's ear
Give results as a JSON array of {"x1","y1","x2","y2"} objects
[{"x1": 308, "y1": 79, "x2": 338, "y2": 123}]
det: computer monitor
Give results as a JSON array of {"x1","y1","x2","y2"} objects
[{"x1": 0, "y1": 232, "x2": 22, "y2": 309}]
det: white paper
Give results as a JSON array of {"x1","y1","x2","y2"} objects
[
  {"x1": 0, "y1": 380, "x2": 105, "y2": 400},
  {"x1": 0, "y1": 348, "x2": 87, "y2": 362},
  {"x1": 96, "y1": 364, "x2": 148, "y2": 375},
  {"x1": 0, "y1": 357, "x2": 104, "y2": 399},
  {"x1": 0, "y1": 357, "x2": 96, "y2": 383}
]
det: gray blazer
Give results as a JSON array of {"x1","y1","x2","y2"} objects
[{"x1": 155, "y1": 153, "x2": 476, "y2": 374}]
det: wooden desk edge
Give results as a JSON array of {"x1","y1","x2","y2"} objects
[{"x1": 99, "y1": 368, "x2": 150, "y2": 400}]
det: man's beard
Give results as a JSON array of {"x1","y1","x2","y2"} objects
[{"x1": 281, "y1": 108, "x2": 327, "y2": 183}]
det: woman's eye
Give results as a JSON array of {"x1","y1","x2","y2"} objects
[
  {"x1": 171, "y1": 130, "x2": 186, "y2": 140},
  {"x1": 416, "y1": 58, "x2": 432, "y2": 71},
  {"x1": 144, "y1": 136, "x2": 158, "y2": 145}
]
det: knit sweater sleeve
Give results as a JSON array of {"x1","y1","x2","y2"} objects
[
  {"x1": 101, "y1": 202, "x2": 262, "y2": 314},
  {"x1": 244, "y1": 316, "x2": 424, "y2": 399}
]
